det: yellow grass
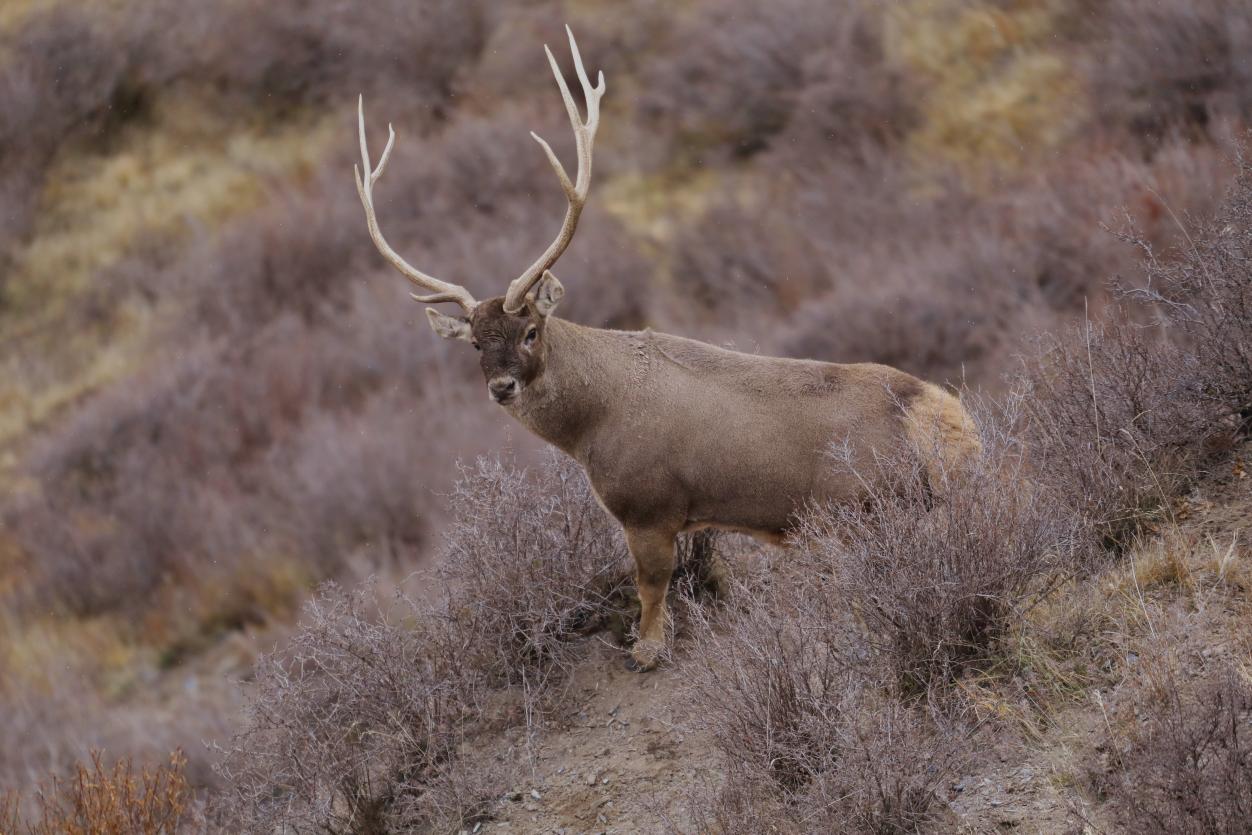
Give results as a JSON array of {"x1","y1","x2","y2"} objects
[
  {"x1": 600, "y1": 167, "x2": 723, "y2": 242},
  {"x1": 887, "y1": 0, "x2": 1084, "y2": 183},
  {"x1": 0, "y1": 92, "x2": 338, "y2": 447},
  {"x1": 0, "y1": 611, "x2": 140, "y2": 698}
]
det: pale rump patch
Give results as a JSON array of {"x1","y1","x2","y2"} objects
[{"x1": 903, "y1": 384, "x2": 983, "y2": 483}]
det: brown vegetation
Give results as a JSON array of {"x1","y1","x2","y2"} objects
[
  {"x1": 1, "y1": 750, "x2": 195, "y2": 835},
  {"x1": 1021, "y1": 160, "x2": 1252, "y2": 553},
  {"x1": 683, "y1": 575, "x2": 970, "y2": 833},
  {"x1": 801, "y1": 432, "x2": 1085, "y2": 697},
  {"x1": 214, "y1": 454, "x2": 634, "y2": 832},
  {"x1": 1089, "y1": 662, "x2": 1252, "y2": 834}
]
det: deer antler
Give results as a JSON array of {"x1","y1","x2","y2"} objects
[
  {"x1": 355, "y1": 96, "x2": 478, "y2": 313},
  {"x1": 502, "y1": 25, "x2": 606, "y2": 314}
]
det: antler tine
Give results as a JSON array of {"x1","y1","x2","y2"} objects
[
  {"x1": 355, "y1": 95, "x2": 477, "y2": 314},
  {"x1": 503, "y1": 25, "x2": 606, "y2": 313}
]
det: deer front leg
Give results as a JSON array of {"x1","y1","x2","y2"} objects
[{"x1": 624, "y1": 526, "x2": 677, "y2": 672}]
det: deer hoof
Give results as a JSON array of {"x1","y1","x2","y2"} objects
[
  {"x1": 628, "y1": 641, "x2": 663, "y2": 672},
  {"x1": 624, "y1": 655, "x2": 658, "y2": 673}
]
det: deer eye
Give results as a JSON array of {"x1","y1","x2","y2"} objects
[
  {"x1": 523, "y1": 327, "x2": 538, "y2": 347},
  {"x1": 471, "y1": 341, "x2": 480, "y2": 351}
]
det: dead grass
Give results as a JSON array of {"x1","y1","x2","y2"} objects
[{"x1": 1, "y1": 749, "x2": 197, "y2": 834}]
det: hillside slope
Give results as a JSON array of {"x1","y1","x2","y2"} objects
[{"x1": 484, "y1": 444, "x2": 1252, "y2": 834}]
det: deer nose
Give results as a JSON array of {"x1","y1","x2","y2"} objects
[{"x1": 489, "y1": 377, "x2": 519, "y2": 403}]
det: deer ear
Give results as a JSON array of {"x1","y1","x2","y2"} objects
[
  {"x1": 426, "y1": 308, "x2": 472, "y2": 341},
  {"x1": 530, "y1": 270, "x2": 565, "y2": 318}
]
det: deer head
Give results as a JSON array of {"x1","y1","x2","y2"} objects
[{"x1": 355, "y1": 26, "x2": 603, "y2": 405}]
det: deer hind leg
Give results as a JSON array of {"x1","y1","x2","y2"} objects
[{"x1": 625, "y1": 526, "x2": 677, "y2": 672}]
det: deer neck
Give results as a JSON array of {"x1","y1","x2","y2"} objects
[{"x1": 506, "y1": 317, "x2": 628, "y2": 459}]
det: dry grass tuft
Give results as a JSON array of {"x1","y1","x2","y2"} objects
[
  {"x1": 889, "y1": 0, "x2": 1082, "y2": 178},
  {"x1": 2, "y1": 749, "x2": 196, "y2": 834}
]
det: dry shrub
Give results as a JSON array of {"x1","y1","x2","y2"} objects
[
  {"x1": 639, "y1": 0, "x2": 911, "y2": 163},
  {"x1": 217, "y1": 453, "x2": 629, "y2": 831},
  {"x1": 780, "y1": 221, "x2": 1025, "y2": 380},
  {"x1": 1089, "y1": 664, "x2": 1252, "y2": 834},
  {"x1": 684, "y1": 578, "x2": 967, "y2": 834},
  {"x1": 1088, "y1": 0, "x2": 1252, "y2": 141},
  {"x1": 214, "y1": 583, "x2": 491, "y2": 834},
  {"x1": 1130, "y1": 157, "x2": 1252, "y2": 434},
  {"x1": 436, "y1": 451, "x2": 630, "y2": 692},
  {"x1": 3, "y1": 750, "x2": 196, "y2": 834},
  {"x1": 0, "y1": 6, "x2": 136, "y2": 264},
  {"x1": 6, "y1": 314, "x2": 462, "y2": 623},
  {"x1": 672, "y1": 197, "x2": 829, "y2": 319},
  {"x1": 1018, "y1": 317, "x2": 1210, "y2": 553},
  {"x1": 0, "y1": 0, "x2": 490, "y2": 291},
  {"x1": 798, "y1": 430, "x2": 1084, "y2": 697},
  {"x1": 1018, "y1": 155, "x2": 1252, "y2": 555},
  {"x1": 179, "y1": 0, "x2": 488, "y2": 109},
  {"x1": 176, "y1": 191, "x2": 363, "y2": 333}
]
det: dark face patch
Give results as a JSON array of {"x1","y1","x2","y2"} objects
[{"x1": 469, "y1": 297, "x2": 547, "y2": 392}]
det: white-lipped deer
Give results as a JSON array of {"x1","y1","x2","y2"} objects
[{"x1": 355, "y1": 27, "x2": 980, "y2": 671}]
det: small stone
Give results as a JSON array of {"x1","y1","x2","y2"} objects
[
  {"x1": 602, "y1": 776, "x2": 610, "y2": 785},
  {"x1": 530, "y1": 789, "x2": 542, "y2": 801},
  {"x1": 524, "y1": 803, "x2": 537, "y2": 812}
]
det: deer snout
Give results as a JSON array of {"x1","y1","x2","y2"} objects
[{"x1": 488, "y1": 376, "x2": 520, "y2": 404}]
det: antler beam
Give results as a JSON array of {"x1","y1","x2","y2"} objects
[
  {"x1": 355, "y1": 96, "x2": 478, "y2": 313},
  {"x1": 502, "y1": 25, "x2": 606, "y2": 313}
]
